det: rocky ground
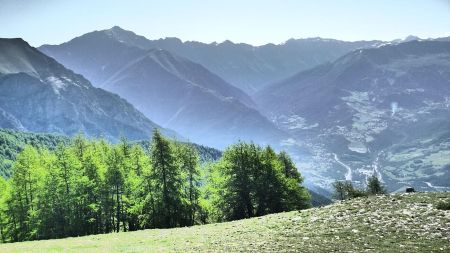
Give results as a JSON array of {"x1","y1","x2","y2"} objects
[{"x1": 1, "y1": 192, "x2": 449, "y2": 252}]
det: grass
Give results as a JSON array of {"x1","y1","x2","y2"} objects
[{"x1": 1, "y1": 192, "x2": 449, "y2": 252}]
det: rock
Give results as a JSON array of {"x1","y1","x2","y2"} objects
[{"x1": 406, "y1": 187, "x2": 415, "y2": 193}]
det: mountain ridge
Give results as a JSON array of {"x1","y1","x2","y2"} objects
[
  {"x1": 40, "y1": 26, "x2": 383, "y2": 94},
  {"x1": 0, "y1": 38, "x2": 176, "y2": 141},
  {"x1": 255, "y1": 40, "x2": 450, "y2": 192},
  {"x1": 39, "y1": 30, "x2": 287, "y2": 148}
]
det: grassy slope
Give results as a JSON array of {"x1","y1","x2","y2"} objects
[{"x1": 1, "y1": 192, "x2": 449, "y2": 253}]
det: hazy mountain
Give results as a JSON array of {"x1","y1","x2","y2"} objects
[
  {"x1": 255, "y1": 40, "x2": 450, "y2": 192},
  {"x1": 0, "y1": 38, "x2": 174, "y2": 141},
  {"x1": 73, "y1": 26, "x2": 382, "y2": 94},
  {"x1": 39, "y1": 29, "x2": 286, "y2": 148}
]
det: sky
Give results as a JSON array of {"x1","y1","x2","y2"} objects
[{"x1": 1, "y1": 0, "x2": 449, "y2": 47}]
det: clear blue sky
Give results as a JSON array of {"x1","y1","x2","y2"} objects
[{"x1": 1, "y1": 0, "x2": 449, "y2": 47}]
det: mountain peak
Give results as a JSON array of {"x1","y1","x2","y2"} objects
[
  {"x1": 103, "y1": 25, "x2": 134, "y2": 37},
  {"x1": 108, "y1": 25, "x2": 125, "y2": 31},
  {"x1": 0, "y1": 38, "x2": 31, "y2": 49},
  {"x1": 404, "y1": 35, "x2": 420, "y2": 42},
  {"x1": 1, "y1": 38, "x2": 174, "y2": 141}
]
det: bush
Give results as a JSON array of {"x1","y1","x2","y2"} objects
[
  {"x1": 436, "y1": 201, "x2": 450, "y2": 210},
  {"x1": 367, "y1": 175, "x2": 387, "y2": 195},
  {"x1": 332, "y1": 181, "x2": 367, "y2": 200}
]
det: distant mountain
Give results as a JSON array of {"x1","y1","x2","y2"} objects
[
  {"x1": 68, "y1": 26, "x2": 382, "y2": 94},
  {"x1": 0, "y1": 38, "x2": 174, "y2": 141},
  {"x1": 255, "y1": 40, "x2": 450, "y2": 192},
  {"x1": 39, "y1": 29, "x2": 286, "y2": 148},
  {"x1": 308, "y1": 190, "x2": 332, "y2": 207}
]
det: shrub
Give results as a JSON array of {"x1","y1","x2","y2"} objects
[{"x1": 436, "y1": 201, "x2": 450, "y2": 210}]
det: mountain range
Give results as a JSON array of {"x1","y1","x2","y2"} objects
[
  {"x1": 53, "y1": 26, "x2": 382, "y2": 94},
  {"x1": 39, "y1": 28, "x2": 286, "y2": 148},
  {"x1": 255, "y1": 40, "x2": 450, "y2": 192},
  {"x1": 0, "y1": 38, "x2": 174, "y2": 141},
  {"x1": 1, "y1": 27, "x2": 450, "y2": 194}
]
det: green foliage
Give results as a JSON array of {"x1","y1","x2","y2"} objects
[
  {"x1": 0, "y1": 129, "x2": 68, "y2": 178},
  {"x1": 332, "y1": 181, "x2": 350, "y2": 200},
  {"x1": 366, "y1": 174, "x2": 387, "y2": 195},
  {"x1": 436, "y1": 200, "x2": 450, "y2": 210},
  {"x1": 332, "y1": 174, "x2": 386, "y2": 201},
  {"x1": 0, "y1": 131, "x2": 308, "y2": 243},
  {"x1": 0, "y1": 129, "x2": 221, "y2": 179},
  {"x1": 207, "y1": 142, "x2": 310, "y2": 221}
]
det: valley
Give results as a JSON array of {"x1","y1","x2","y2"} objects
[
  {"x1": 255, "y1": 40, "x2": 450, "y2": 193},
  {"x1": 0, "y1": 1, "x2": 450, "y2": 251},
  {"x1": 1, "y1": 27, "x2": 450, "y2": 197}
]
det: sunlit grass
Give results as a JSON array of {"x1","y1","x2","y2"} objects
[{"x1": 1, "y1": 192, "x2": 449, "y2": 253}]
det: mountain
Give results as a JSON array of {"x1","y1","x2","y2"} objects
[
  {"x1": 0, "y1": 38, "x2": 174, "y2": 142},
  {"x1": 39, "y1": 29, "x2": 286, "y2": 148},
  {"x1": 255, "y1": 40, "x2": 450, "y2": 192},
  {"x1": 69, "y1": 26, "x2": 382, "y2": 94}
]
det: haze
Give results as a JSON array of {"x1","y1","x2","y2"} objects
[{"x1": 1, "y1": 0, "x2": 449, "y2": 47}]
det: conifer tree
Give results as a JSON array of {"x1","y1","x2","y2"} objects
[
  {"x1": 8, "y1": 145, "x2": 43, "y2": 241},
  {"x1": 174, "y1": 143, "x2": 201, "y2": 226},
  {"x1": 367, "y1": 174, "x2": 386, "y2": 195},
  {"x1": 149, "y1": 129, "x2": 183, "y2": 228},
  {"x1": 105, "y1": 147, "x2": 125, "y2": 232},
  {"x1": 0, "y1": 134, "x2": 311, "y2": 242}
]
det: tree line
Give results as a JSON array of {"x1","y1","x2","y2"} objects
[
  {"x1": 0, "y1": 130, "x2": 310, "y2": 243},
  {"x1": 332, "y1": 175, "x2": 387, "y2": 200}
]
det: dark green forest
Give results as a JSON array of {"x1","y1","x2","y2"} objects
[{"x1": 0, "y1": 130, "x2": 310, "y2": 243}]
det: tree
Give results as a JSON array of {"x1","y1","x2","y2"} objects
[
  {"x1": 217, "y1": 142, "x2": 256, "y2": 220},
  {"x1": 149, "y1": 129, "x2": 183, "y2": 228},
  {"x1": 0, "y1": 177, "x2": 10, "y2": 242},
  {"x1": 367, "y1": 174, "x2": 386, "y2": 195},
  {"x1": 7, "y1": 145, "x2": 43, "y2": 241},
  {"x1": 76, "y1": 143, "x2": 104, "y2": 235},
  {"x1": 174, "y1": 143, "x2": 201, "y2": 226},
  {"x1": 332, "y1": 181, "x2": 351, "y2": 200},
  {"x1": 333, "y1": 180, "x2": 367, "y2": 200},
  {"x1": 278, "y1": 151, "x2": 301, "y2": 179},
  {"x1": 122, "y1": 144, "x2": 149, "y2": 231},
  {"x1": 276, "y1": 149, "x2": 310, "y2": 211},
  {"x1": 105, "y1": 147, "x2": 125, "y2": 232},
  {"x1": 1, "y1": 134, "x2": 312, "y2": 242},
  {"x1": 210, "y1": 142, "x2": 310, "y2": 221}
]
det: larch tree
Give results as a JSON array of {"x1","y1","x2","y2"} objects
[{"x1": 149, "y1": 129, "x2": 183, "y2": 228}]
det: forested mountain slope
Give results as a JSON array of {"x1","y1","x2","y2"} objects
[{"x1": 0, "y1": 129, "x2": 221, "y2": 178}]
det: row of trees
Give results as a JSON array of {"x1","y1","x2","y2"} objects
[
  {"x1": 0, "y1": 130, "x2": 310, "y2": 243},
  {"x1": 332, "y1": 175, "x2": 387, "y2": 200}
]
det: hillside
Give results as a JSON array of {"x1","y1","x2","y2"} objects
[
  {"x1": 0, "y1": 129, "x2": 221, "y2": 178},
  {"x1": 1, "y1": 192, "x2": 448, "y2": 252},
  {"x1": 255, "y1": 40, "x2": 450, "y2": 192},
  {"x1": 0, "y1": 38, "x2": 174, "y2": 141},
  {"x1": 0, "y1": 129, "x2": 68, "y2": 177}
]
